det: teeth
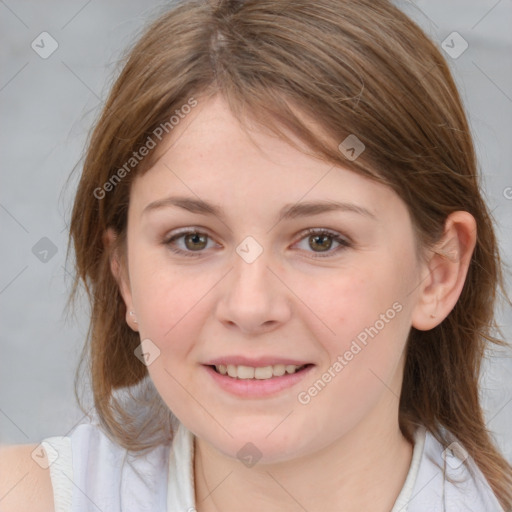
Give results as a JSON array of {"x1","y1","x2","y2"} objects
[
  {"x1": 273, "y1": 364, "x2": 286, "y2": 376},
  {"x1": 238, "y1": 365, "x2": 255, "y2": 379},
  {"x1": 214, "y1": 363, "x2": 306, "y2": 379},
  {"x1": 254, "y1": 366, "x2": 273, "y2": 379}
]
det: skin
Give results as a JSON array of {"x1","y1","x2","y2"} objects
[{"x1": 109, "y1": 94, "x2": 477, "y2": 512}]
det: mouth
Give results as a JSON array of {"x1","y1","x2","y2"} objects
[
  {"x1": 202, "y1": 357, "x2": 315, "y2": 397},
  {"x1": 209, "y1": 363, "x2": 312, "y2": 380}
]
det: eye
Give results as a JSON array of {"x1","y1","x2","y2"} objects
[
  {"x1": 163, "y1": 227, "x2": 351, "y2": 258},
  {"x1": 293, "y1": 228, "x2": 351, "y2": 258},
  {"x1": 164, "y1": 228, "x2": 217, "y2": 257}
]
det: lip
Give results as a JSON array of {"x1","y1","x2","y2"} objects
[
  {"x1": 202, "y1": 363, "x2": 315, "y2": 398},
  {"x1": 204, "y1": 356, "x2": 312, "y2": 367}
]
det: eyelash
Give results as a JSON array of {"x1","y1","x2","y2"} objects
[{"x1": 163, "y1": 227, "x2": 352, "y2": 259}]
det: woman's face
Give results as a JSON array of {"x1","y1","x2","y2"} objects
[{"x1": 118, "y1": 94, "x2": 425, "y2": 463}]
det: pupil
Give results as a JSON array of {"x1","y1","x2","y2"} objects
[
  {"x1": 311, "y1": 234, "x2": 331, "y2": 252},
  {"x1": 186, "y1": 233, "x2": 206, "y2": 250}
]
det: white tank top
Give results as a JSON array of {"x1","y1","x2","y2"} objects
[{"x1": 40, "y1": 420, "x2": 505, "y2": 511}]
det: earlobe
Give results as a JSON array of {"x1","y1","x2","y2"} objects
[
  {"x1": 103, "y1": 228, "x2": 139, "y2": 332},
  {"x1": 411, "y1": 211, "x2": 477, "y2": 331}
]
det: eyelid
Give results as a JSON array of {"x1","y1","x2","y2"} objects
[{"x1": 297, "y1": 227, "x2": 352, "y2": 245}]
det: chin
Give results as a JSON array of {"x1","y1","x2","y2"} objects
[{"x1": 199, "y1": 424, "x2": 315, "y2": 466}]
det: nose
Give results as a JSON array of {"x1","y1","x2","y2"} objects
[{"x1": 215, "y1": 245, "x2": 292, "y2": 335}]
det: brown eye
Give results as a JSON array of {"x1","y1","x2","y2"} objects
[
  {"x1": 183, "y1": 232, "x2": 208, "y2": 251},
  {"x1": 164, "y1": 228, "x2": 351, "y2": 259},
  {"x1": 164, "y1": 229, "x2": 215, "y2": 257},
  {"x1": 295, "y1": 228, "x2": 351, "y2": 258},
  {"x1": 308, "y1": 233, "x2": 334, "y2": 252}
]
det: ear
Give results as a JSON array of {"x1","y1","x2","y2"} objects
[
  {"x1": 103, "y1": 228, "x2": 139, "y2": 332},
  {"x1": 411, "y1": 211, "x2": 477, "y2": 331}
]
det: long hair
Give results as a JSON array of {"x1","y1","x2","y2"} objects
[{"x1": 66, "y1": 0, "x2": 512, "y2": 508}]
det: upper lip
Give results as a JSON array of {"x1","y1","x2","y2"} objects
[{"x1": 204, "y1": 356, "x2": 312, "y2": 367}]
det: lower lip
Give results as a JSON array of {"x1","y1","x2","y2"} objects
[{"x1": 203, "y1": 364, "x2": 314, "y2": 398}]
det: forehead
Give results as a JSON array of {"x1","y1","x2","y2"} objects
[{"x1": 130, "y1": 95, "x2": 407, "y2": 224}]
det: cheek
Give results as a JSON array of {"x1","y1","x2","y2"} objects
[
  {"x1": 305, "y1": 254, "x2": 413, "y2": 394},
  {"x1": 129, "y1": 264, "x2": 213, "y2": 416},
  {"x1": 128, "y1": 243, "x2": 212, "y2": 340},
  {"x1": 313, "y1": 261, "x2": 407, "y2": 343}
]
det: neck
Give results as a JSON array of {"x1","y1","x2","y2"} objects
[{"x1": 193, "y1": 398, "x2": 414, "y2": 512}]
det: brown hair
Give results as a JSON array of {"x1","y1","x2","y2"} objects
[{"x1": 66, "y1": 0, "x2": 512, "y2": 507}]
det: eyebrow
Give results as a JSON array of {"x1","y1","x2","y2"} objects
[{"x1": 142, "y1": 196, "x2": 376, "y2": 222}]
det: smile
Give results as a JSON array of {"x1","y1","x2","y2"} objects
[
  {"x1": 203, "y1": 363, "x2": 314, "y2": 398},
  {"x1": 213, "y1": 363, "x2": 308, "y2": 379}
]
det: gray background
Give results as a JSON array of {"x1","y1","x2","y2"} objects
[{"x1": 1, "y1": 0, "x2": 511, "y2": 463}]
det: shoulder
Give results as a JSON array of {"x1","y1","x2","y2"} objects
[
  {"x1": 0, "y1": 443, "x2": 54, "y2": 512},
  {"x1": 0, "y1": 424, "x2": 104, "y2": 512},
  {"x1": 412, "y1": 427, "x2": 505, "y2": 511}
]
